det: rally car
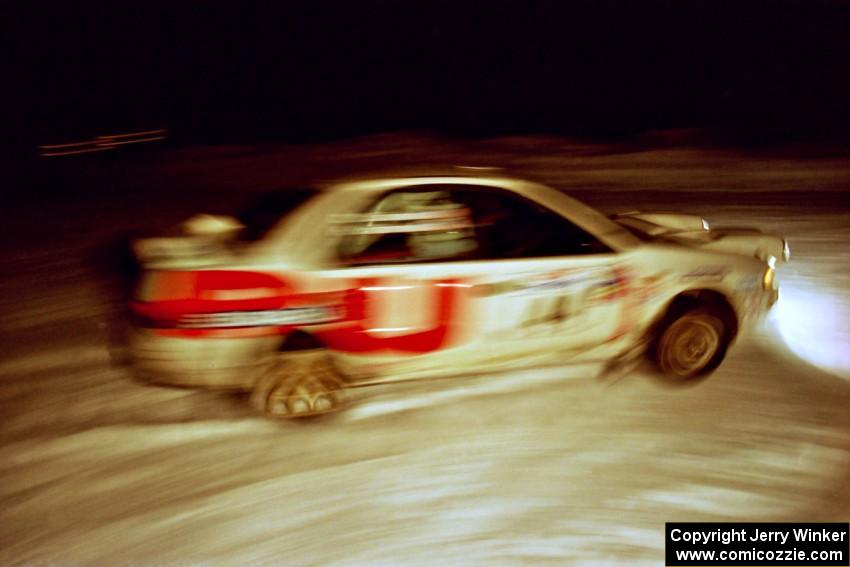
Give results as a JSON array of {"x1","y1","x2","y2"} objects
[{"x1": 129, "y1": 173, "x2": 783, "y2": 417}]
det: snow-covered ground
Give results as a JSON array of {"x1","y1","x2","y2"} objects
[{"x1": 2, "y1": 135, "x2": 849, "y2": 565}]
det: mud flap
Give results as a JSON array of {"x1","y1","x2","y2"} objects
[{"x1": 596, "y1": 338, "x2": 649, "y2": 383}]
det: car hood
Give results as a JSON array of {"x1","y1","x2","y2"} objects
[{"x1": 613, "y1": 211, "x2": 788, "y2": 264}]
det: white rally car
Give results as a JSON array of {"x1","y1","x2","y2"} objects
[{"x1": 129, "y1": 173, "x2": 784, "y2": 417}]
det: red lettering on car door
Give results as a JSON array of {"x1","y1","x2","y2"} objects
[{"x1": 317, "y1": 277, "x2": 467, "y2": 354}]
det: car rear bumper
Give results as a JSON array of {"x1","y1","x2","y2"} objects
[{"x1": 129, "y1": 329, "x2": 279, "y2": 390}]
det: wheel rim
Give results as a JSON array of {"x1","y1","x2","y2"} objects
[
  {"x1": 662, "y1": 317, "x2": 721, "y2": 377},
  {"x1": 289, "y1": 397, "x2": 311, "y2": 415},
  {"x1": 312, "y1": 394, "x2": 334, "y2": 412}
]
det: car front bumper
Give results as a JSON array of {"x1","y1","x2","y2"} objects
[{"x1": 768, "y1": 287, "x2": 780, "y2": 309}]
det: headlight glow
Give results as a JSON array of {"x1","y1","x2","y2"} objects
[{"x1": 771, "y1": 280, "x2": 850, "y2": 380}]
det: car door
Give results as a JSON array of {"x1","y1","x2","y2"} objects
[
  {"x1": 315, "y1": 184, "x2": 634, "y2": 379},
  {"x1": 443, "y1": 186, "x2": 635, "y2": 365}
]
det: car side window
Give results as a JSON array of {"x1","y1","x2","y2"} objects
[
  {"x1": 455, "y1": 188, "x2": 611, "y2": 258},
  {"x1": 336, "y1": 189, "x2": 479, "y2": 265},
  {"x1": 335, "y1": 184, "x2": 610, "y2": 266}
]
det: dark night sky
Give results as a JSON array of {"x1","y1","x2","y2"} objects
[{"x1": 7, "y1": 0, "x2": 850, "y2": 146}]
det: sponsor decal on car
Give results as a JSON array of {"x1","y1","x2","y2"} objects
[
  {"x1": 481, "y1": 268, "x2": 600, "y2": 298},
  {"x1": 588, "y1": 267, "x2": 631, "y2": 303},
  {"x1": 634, "y1": 272, "x2": 668, "y2": 301}
]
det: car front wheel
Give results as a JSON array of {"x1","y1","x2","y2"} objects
[{"x1": 654, "y1": 308, "x2": 729, "y2": 380}]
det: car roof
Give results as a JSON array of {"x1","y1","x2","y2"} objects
[{"x1": 317, "y1": 166, "x2": 516, "y2": 190}]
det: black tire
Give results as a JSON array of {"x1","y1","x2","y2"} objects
[
  {"x1": 654, "y1": 307, "x2": 730, "y2": 380},
  {"x1": 250, "y1": 350, "x2": 347, "y2": 418}
]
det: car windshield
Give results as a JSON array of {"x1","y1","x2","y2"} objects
[{"x1": 235, "y1": 187, "x2": 319, "y2": 242}]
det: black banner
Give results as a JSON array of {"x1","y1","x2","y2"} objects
[{"x1": 666, "y1": 523, "x2": 849, "y2": 566}]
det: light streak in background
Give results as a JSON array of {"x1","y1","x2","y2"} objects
[
  {"x1": 770, "y1": 280, "x2": 850, "y2": 379},
  {"x1": 36, "y1": 145, "x2": 116, "y2": 157},
  {"x1": 95, "y1": 128, "x2": 166, "y2": 140},
  {"x1": 99, "y1": 136, "x2": 167, "y2": 147},
  {"x1": 39, "y1": 129, "x2": 168, "y2": 157},
  {"x1": 39, "y1": 141, "x2": 108, "y2": 149}
]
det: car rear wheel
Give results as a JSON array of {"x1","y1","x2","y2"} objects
[
  {"x1": 250, "y1": 350, "x2": 347, "y2": 418},
  {"x1": 655, "y1": 308, "x2": 729, "y2": 380}
]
